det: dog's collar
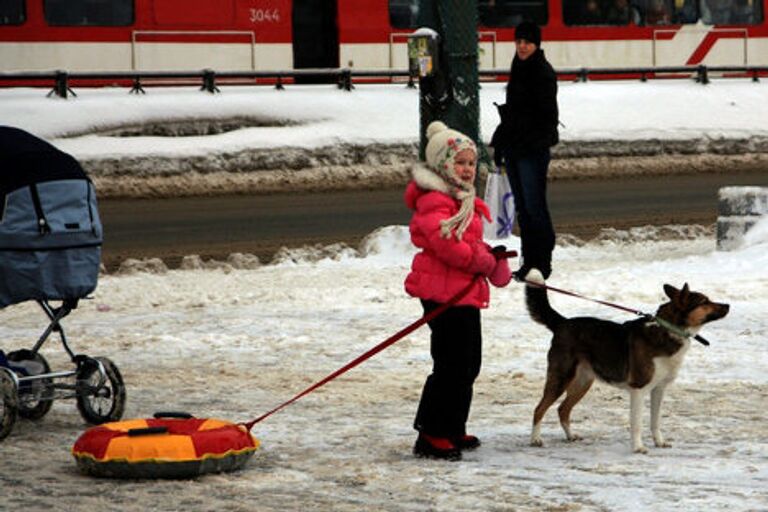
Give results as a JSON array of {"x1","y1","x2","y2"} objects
[{"x1": 647, "y1": 316, "x2": 710, "y2": 346}]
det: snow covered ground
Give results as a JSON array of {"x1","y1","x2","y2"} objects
[
  {"x1": 3, "y1": 79, "x2": 768, "y2": 153},
  {"x1": 1, "y1": 79, "x2": 767, "y2": 511},
  {"x1": 1, "y1": 222, "x2": 766, "y2": 511}
]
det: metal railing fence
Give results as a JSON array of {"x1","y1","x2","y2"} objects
[{"x1": 0, "y1": 65, "x2": 765, "y2": 98}]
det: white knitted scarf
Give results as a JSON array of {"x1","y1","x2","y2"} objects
[{"x1": 412, "y1": 163, "x2": 476, "y2": 240}]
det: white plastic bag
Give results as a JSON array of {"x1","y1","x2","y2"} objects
[{"x1": 483, "y1": 166, "x2": 515, "y2": 241}]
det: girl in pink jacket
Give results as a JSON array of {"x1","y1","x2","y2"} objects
[{"x1": 405, "y1": 121, "x2": 512, "y2": 460}]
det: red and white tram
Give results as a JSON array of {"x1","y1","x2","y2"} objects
[{"x1": 0, "y1": 0, "x2": 766, "y2": 74}]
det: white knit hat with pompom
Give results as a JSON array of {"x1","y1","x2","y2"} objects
[
  {"x1": 425, "y1": 121, "x2": 478, "y2": 181},
  {"x1": 422, "y1": 121, "x2": 478, "y2": 240}
]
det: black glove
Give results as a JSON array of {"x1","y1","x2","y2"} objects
[
  {"x1": 491, "y1": 245, "x2": 507, "y2": 260},
  {"x1": 490, "y1": 122, "x2": 507, "y2": 167}
]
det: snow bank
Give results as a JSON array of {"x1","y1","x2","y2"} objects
[
  {"x1": 716, "y1": 186, "x2": 768, "y2": 250},
  {"x1": 4, "y1": 81, "x2": 768, "y2": 148},
  {"x1": 4, "y1": 80, "x2": 767, "y2": 197}
]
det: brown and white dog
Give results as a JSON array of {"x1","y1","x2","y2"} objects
[{"x1": 524, "y1": 269, "x2": 730, "y2": 453}]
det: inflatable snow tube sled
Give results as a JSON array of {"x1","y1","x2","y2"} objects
[{"x1": 72, "y1": 412, "x2": 259, "y2": 479}]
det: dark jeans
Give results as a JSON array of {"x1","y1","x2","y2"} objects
[
  {"x1": 504, "y1": 148, "x2": 555, "y2": 278},
  {"x1": 414, "y1": 300, "x2": 482, "y2": 438}
]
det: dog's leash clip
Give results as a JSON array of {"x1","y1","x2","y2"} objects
[{"x1": 693, "y1": 334, "x2": 710, "y2": 346}]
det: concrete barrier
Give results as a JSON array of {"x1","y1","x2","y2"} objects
[{"x1": 717, "y1": 186, "x2": 768, "y2": 250}]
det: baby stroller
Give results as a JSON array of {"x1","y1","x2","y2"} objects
[{"x1": 0, "y1": 126, "x2": 126, "y2": 440}]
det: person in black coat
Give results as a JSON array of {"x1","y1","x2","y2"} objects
[{"x1": 491, "y1": 21, "x2": 559, "y2": 280}]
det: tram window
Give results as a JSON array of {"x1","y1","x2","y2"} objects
[
  {"x1": 626, "y1": 0, "x2": 675, "y2": 24},
  {"x1": 563, "y1": 0, "x2": 640, "y2": 24},
  {"x1": 0, "y1": 0, "x2": 25, "y2": 25},
  {"x1": 479, "y1": 0, "x2": 548, "y2": 26},
  {"x1": 390, "y1": 0, "x2": 419, "y2": 28},
  {"x1": 672, "y1": 0, "x2": 699, "y2": 22},
  {"x1": 644, "y1": 0, "x2": 674, "y2": 23},
  {"x1": 389, "y1": 0, "x2": 549, "y2": 29},
  {"x1": 44, "y1": 0, "x2": 134, "y2": 26},
  {"x1": 701, "y1": 0, "x2": 764, "y2": 24}
]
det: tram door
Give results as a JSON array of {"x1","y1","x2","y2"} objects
[{"x1": 292, "y1": 0, "x2": 339, "y2": 83}]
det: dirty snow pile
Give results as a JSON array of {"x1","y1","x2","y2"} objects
[
  {"x1": 2, "y1": 79, "x2": 767, "y2": 198},
  {"x1": 1, "y1": 219, "x2": 766, "y2": 511}
]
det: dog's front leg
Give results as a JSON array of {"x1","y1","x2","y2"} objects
[
  {"x1": 630, "y1": 389, "x2": 648, "y2": 454},
  {"x1": 651, "y1": 385, "x2": 671, "y2": 448}
]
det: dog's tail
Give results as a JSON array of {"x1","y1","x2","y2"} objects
[{"x1": 524, "y1": 268, "x2": 566, "y2": 332}]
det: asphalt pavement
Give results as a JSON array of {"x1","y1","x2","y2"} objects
[{"x1": 98, "y1": 170, "x2": 768, "y2": 270}]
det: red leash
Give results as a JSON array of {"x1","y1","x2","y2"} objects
[
  {"x1": 520, "y1": 271, "x2": 711, "y2": 346},
  {"x1": 522, "y1": 278, "x2": 645, "y2": 316},
  {"x1": 242, "y1": 275, "x2": 484, "y2": 431}
]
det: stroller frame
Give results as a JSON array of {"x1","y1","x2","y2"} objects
[
  {"x1": 1, "y1": 298, "x2": 126, "y2": 441},
  {"x1": 1, "y1": 126, "x2": 125, "y2": 440}
]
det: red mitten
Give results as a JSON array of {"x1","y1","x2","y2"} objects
[
  {"x1": 489, "y1": 257, "x2": 512, "y2": 287},
  {"x1": 468, "y1": 244, "x2": 497, "y2": 276}
]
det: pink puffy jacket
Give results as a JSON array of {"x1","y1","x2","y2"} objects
[{"x1": 404, "y1": 181, "x2": 499, "y2": 309}]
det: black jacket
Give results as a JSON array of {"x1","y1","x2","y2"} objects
[{"x1": 491, "y1": 49, "x2": 559, "y2": 157}]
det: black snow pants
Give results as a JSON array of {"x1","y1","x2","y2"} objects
[{"x1": 413, "y1": 300, "x2": 482, "y2": 438}]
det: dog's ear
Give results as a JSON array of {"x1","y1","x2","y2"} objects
[
  {"x1": 680, "y1": 283, "x2": 690, "y2": 303},
  {"x1": 663, "y1": 284, "x2": 679, "y2": 300}
]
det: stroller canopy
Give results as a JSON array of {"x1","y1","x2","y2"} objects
[
  {"x1": 0, "y1": 126, "x2": 103, "y2": 308},
  {"x1": 0, "y1": 126, "x2": 88, "y2": 197}
]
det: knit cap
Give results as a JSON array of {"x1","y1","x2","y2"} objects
[
  {"x1": 515, "y1": 21, "x2": 541, "y2": 46},
  {"x1": 423, "y1": 121, "x2": 478, "y2": 240}
]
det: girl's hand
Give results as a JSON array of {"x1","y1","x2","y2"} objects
[
  {"x1": 468, "y1": 243, "x2": 497, "y2": 276},
  {"x1": 489, "y1": 257, "x2": 513, "y2": 287}
]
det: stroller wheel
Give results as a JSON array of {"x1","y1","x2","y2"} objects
[
  {"x1": 1, "y1": 370, "x2": 18, "y2": 441},
  {"x1": 76, "y1": 357, "x2": 126, "y2": 425},
  {"x1": 7, "y1": 350, "x2": 53, "y2": 420}
]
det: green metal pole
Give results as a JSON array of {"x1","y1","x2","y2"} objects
[{"x1": 417, "y1": 0, "x2": 479, "y2": 162}]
